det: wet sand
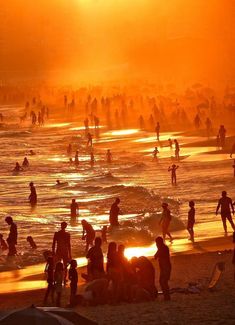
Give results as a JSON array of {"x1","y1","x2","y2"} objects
[{"x1": 1, "y1": 249, "x2": 235, "y2": 325}]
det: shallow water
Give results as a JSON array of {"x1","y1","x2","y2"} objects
[{"x1": 0, "y1": 105, "x2": 234, "y2": 291}]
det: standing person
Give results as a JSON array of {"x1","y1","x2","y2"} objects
[
  {"x1": 52, "y1": 222, "x2": 72, "y2": 284},
  {"x1": 109, "y1": 198, "x2": 120, "y2": 227},
  {"x1": 5, "y1": 216, "x2": 17, "y2": 257},
  {"x1": 218, "y1": 125, "x2": 226, "y2": 148},
  {"x1": 159, "y1": 203, "x2": 173, "y2": 243},
  {"x1": 155, "y1": 122, "x2": 160, "y2": 141},
  {"x1": 87, "y1": 132, "x2": 93, "y2": 147},
  {"x1": 86, "y1": 237, "x2": 105, "y2": 280},
  {"x1": 106, "y1": 149, "x2": 112, "y2": 163},
  {"x1": 70, "y1": 199, "x2": 79, "y2": 219},
  {"x1": 152, "y1": 147, "x2": 159, "y2": 160},
  {"x1": 187, "y1": 201, "x2": 195, "y2": 242},
  {"x1": 154, "y1": 236, "x2": 171, "y2": 301},
  {"x1": 81, "y1": 219, "x2": 96, "y2": 252},
  {"x1": 168, "y1": 164, "x2": 179, "y2": 185},
  {"x1": 43, "y1": 256, "x2": 54, "y2": 305},
  {"x1": 205, "y1": 118, "x2": 212, "y2": 138},
  {"x1": 69, "y1": 259, "x2": 78, "y2": 305},
  {"x1": 216, "y1": 191, "x2": 235, "y2": 233},
  {"x1": 74, "y1": 151, "x2": 79, "y2": 166},
  {"x1": 174, "y1": 139, "x2": 180, "y2": 161},
  {"x1": 54, "y1": 262, "x2": 64, "y2": 307},
  {"x1": 90, "y1": 151, "x2": 95, "y2": 167},
  {"x1": 230, "y1": 142, "x2": 235, "y2": 158},
  {"x1": 29, "y1": 182, "x2": 37, "y2": 207},
  {"x1": 22, "y1": 157, "x2": 29, "y2": 167}
]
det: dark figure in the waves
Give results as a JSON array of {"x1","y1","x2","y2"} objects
[
  {"x1": 216, "y1": 191, "x2": 235, "y2": 233},
  {"x1": 154, "y1": 236, "x2": 171, "y2": 301},
  {"x1": 27, "y1": 235, "x2": 37, "y2": 249},
  {"x1": 168, "y1": 164, "x2": 179, "y2": 185},
  {"x1": 153, "y1": 147, "x2": 159, "y2": 160},
  {"x1": 174, "y1": 139, "x2": 180, "y2": 160},
  {"x1": 109, "y1": 198, "x2": 120, "y2": 227},
  {"x1": 67, "y1": 143, "x2": 72, "y2": 156},
  {"x1": 155, "y1": 122, "x2": 160, "y2": 141},
  {"x1": 87, "y1": 132, "x2": 93, "y2": 147},
  {"x1": 52, "y1": 221, "x2": 71, "y2": 284},
  {"x1": 90, "y1": 151, "x2": 95, "y2": 166},
  {"x1": 70, "y1": 199, "x2": 79, "y2": 219},
  {"x1": 13, "y1": 162, "x2": 21, "y2": 172},
  {"x1": 106, "y1": 149, "x2": 112, "y2": 163},
  {"x1": 74, "y1": 151, "x2": 79, "y2": 166},
  {"x1": 5, "y1": 216, "x2": 17, "y2": 257},
  {"x1": 187, "y1": 201, "x2": 195, "y2": 242},
  {"x1": 22, "y1": 157, "x2": 29, "y2": 167},
  {"x1": 159, "y1": 203, "x2": 173, "y2": 243},
  {"x1": 29, "y1": 182, "x2": 37, "y2": 207},
  {"x1": 81, "y1": 219, "x2": 96, "y2": 252}
]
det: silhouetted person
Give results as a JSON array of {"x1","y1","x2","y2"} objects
[
  {"x1": 69, "y1": 259, "x2": 78, "y2": 305},
  {"x1": 90, "y1": 151, "x2": 95, "y2": 166},
  {"x1": 67, "y1": 144, "x2": 72, "y2": 156},
  {"x1": 233, "y1": 160, "x2": 235, "y2": 177},
  {"x1": 87, "y1": 132, "x2": 93, "y2": 147},
  {"x1": 168, "y1": 164, "x2": 179, "y2": 185},
  {"x1": 154, "y1": 236, "x2": 171, "y2": 301},
  {"x1": 174, "y1": 139, "x2": 180, "y2": 160},
  {"x1": 216, "y1": 191, "x2": 235, "y2": 233},
  {"x1": 29, "y1": 182, "x2": 37, "y2": 207},
  {"x1": 0, "y1": 234, "x2": 8, "y2": 251},
  {"x1": 153, "y1": 147, "x2": 159, "y2": 160},
  {"x1": 5, "y1": 216, "x2": 17, "y2": 257},
  {"x1": 230, "y1": 142, "x2": 235, "y2": 158},
  {"x1": 82, "y1": 219, "x2": 96, "y2": 252},
  {"x1": 22, "y1": 157, "x2": 29, "y2": 167},
  {"x1": 52, "y1": 221, "x2": 71, "y2": 283},
  {"x1": 187, "y1": 201, "x2": 195, "y2": 242},
  {"x1": 106, "y1": 149, "x2": 112, "y2": 163},
  {"x1": 73, "y1": 150, "x2": 79, "y2": 166},
  {"x1": 205, "y1": 117, "x2": 212, "y2": 138},
  {"x1": 194, "y1": 114, "x2": 201, "y2": 129},
  {"x1": 109, "y1": 198, "x2": 120, "y2": 227},
  {"x1": 29, "y1": 149, "x2": 36, "y2": 155},
  {"x1": 70, "y1": 199, "x2": 79, "y2": 219},
  {"x1": 86, "y1": 237, "x2": 105, "y2": 280},
  {"x1": 218, "y1": 125, "x2": 226, "y2": 148},
  {"x1": 13, "y1": 162, "x2": 21, "y2": 172},
  {"x1": 27, "y1": 236, "x2": 37, "y2": 249},
  {"x1": 43, "y1": 256, "x2": 54, "y2": 305},
  {"x1": 159, "y1": 203, "x2": 173, "y2": 242},
  {"x1": 155, "y1": 122, "x2": 160, "y2": 141}
]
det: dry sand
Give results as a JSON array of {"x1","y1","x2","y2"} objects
[{"x1": 1, "y1": 250, "x2": 235, "y2": 325}]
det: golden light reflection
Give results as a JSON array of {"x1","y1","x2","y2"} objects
[{"x1": 104, "y1": 129, "x2": 139, "y2": 137}]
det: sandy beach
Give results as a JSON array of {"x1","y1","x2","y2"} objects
[{"x1": 1, "y1": 249, "x2": 235, "y2": 324}]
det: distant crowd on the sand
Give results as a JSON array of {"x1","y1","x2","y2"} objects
[{"x1": 1, "y1": 189, "x2": 235, "y2": 307}]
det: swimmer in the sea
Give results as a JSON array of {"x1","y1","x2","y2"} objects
[
  {"x1": 13, "y1": 162, "x2": 21, "y2": 172},
  {"x1": 22, "y1": 157, "x2": 29, "y2": 167}
]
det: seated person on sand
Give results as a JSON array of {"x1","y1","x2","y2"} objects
[
  {"x1": 81, "y1": 219, "x2": 96, "y2": 253},
  {"x1": 83, "y1": 237, "x2": 105, "y2": 282},
  {"x1": 131, "y1": 256, "x2": 157, "y2": 301}
]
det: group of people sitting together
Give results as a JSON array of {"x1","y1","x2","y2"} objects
[{"x1": 44, "y1": 221, "x2": 171, "y2": 308}]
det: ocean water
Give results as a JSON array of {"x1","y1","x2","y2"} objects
[{"x1": 0, "y1": 104, "x2": 234, "y2": 270}]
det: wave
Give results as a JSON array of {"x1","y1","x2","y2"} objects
[{"x1": 120, "y1": 162, "x2": 147, "y2": 173}]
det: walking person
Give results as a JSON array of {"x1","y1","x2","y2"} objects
[
  {"x1": 159, "y1": 203, "x2": 173, "y2": 242},
  {"x1": 216, "y1": 191, "x2": 235, "y2": 233},
  {"x1": 187, "y1": 201, "x2": 195, "y2": 242}
]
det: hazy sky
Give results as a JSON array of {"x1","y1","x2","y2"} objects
[{"x1": 1, "y1": 0, "x2": 235, "y2": 85}]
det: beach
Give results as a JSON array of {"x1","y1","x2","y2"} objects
[{"x1": 1, "y1": 248, "x2": 235, "y2": 324}]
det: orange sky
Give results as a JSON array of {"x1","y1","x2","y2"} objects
[{"x1": 0, "y1": 0, "x2": 235, "y2": 85}]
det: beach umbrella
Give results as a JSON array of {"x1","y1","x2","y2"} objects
[
  {"x1": 38, "y1": 307, "x2": 98, "y2": 325},
  {"x1": 0, "y1": 305, "x2": 74, "y2": 325}
]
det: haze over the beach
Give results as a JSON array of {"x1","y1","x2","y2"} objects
[{"x1": 1, "y1": 0, "x2": 235, "y2": 86}]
